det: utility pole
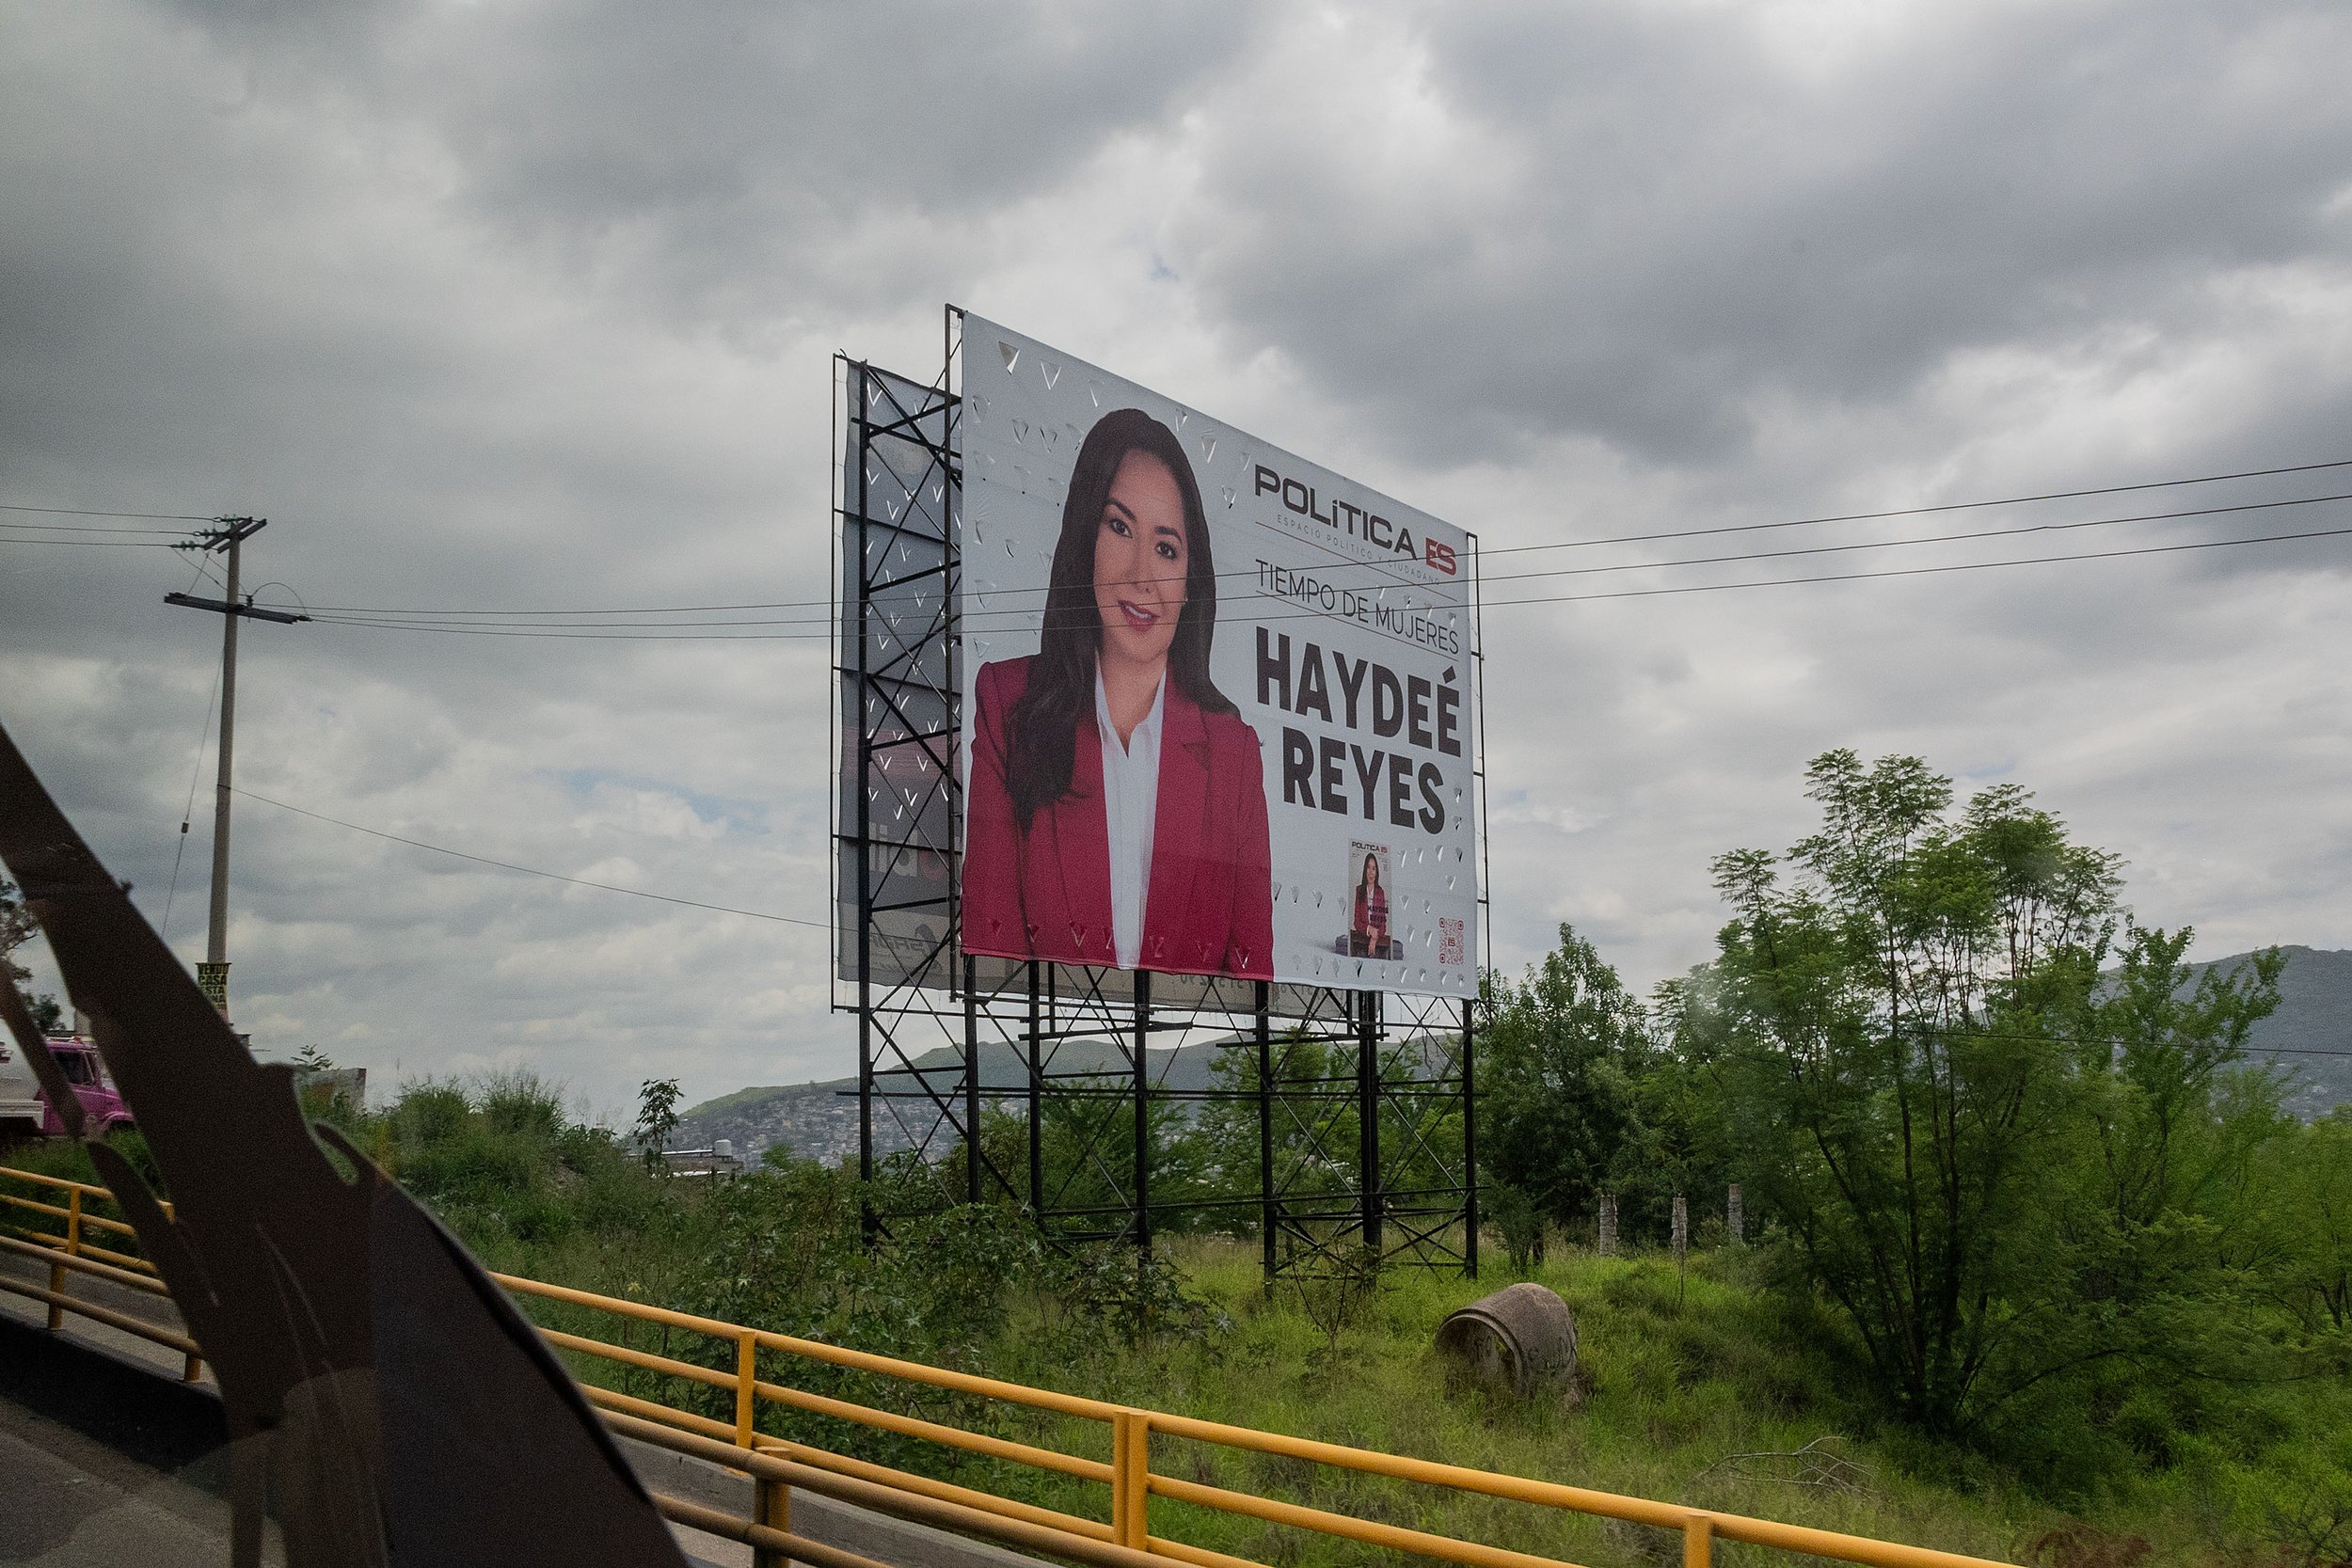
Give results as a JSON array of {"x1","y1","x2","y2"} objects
[{"x1": 166, "y1": 517, "x2": 306, "y2": 1021}]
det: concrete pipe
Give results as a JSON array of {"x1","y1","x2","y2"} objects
[{"x1": 1434, "y1": 1282, "x2": 1577, "y2": 1396}]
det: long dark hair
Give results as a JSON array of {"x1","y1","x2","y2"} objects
[
  {"x1": 1359, "y1": 853, "x2": 1381, "y2": 894},
  {"x1": 1004, "y1": 407, "x2": 1233, "y2": 832}
]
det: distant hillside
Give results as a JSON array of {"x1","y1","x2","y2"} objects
[
  {"x1": 682, "y1": 947, "x2": 2349, "y2": 1164},
  {"x1": 675, "y1": 1037, "x2": 1236, "y2": 1164},
  {"x1": 2192, "y1": 945, "x2": 2352, "y2": 1120}
]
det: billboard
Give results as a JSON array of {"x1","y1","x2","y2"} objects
[{"x1": 959, "y1": 316, "x2": 1478, "y2": 998}]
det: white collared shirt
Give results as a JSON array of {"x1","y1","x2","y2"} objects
[{"x1": 1094, "y1": 668, "x2": 1166, "y2": 970}]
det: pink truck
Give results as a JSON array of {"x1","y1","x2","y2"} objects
[{"x1": 0, "y1": 1035, "x2": 134, "y2": 1139}]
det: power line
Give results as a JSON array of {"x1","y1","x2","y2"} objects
[
  {"x1": 0, "y1": 502, "x2": 217, "y2": 521},
  {"x1": 160, "y1": 546, "x2": 227, "y2": 943},
  {"x1": 157, "y1": 657, "x2": 222, "y2": 945},
  {"x1": 255, "y1": 468, "x2": 2352, "y2": 621},
  {"x1": 231, "y1": 787, "x2": 829, "y2": 931},
  {"x1": 9, "y1": 455, "x2": 2347, "y2": 559},
  {"x1": 283, "y1": 520, "x2": 2352, "y2": 641},
  {"x1": 22, "y1": 455, "x2": 2348, "y2": 631},
  {"x1": 1487, "y1": 519, "x2": 2352, "y2": 610},
  {"x1": 1476, "y1": 455, "x2": 2352, "y2": 560},
  {"x1": 13, "y1": 453, "x2": 2352, "y2": 606},
  {"x1": 1478, "y1": 490, "x2": 2352, "y2": 591},
  {"x1": 275, "y1": 488, "x2": 2352, "y2": 632},
  {"x1": 0, "y1": 537, "x2": 187, "y2": 548},
  {"x1": 0, "y1": 520, "x2": 190, "y2": 535}
]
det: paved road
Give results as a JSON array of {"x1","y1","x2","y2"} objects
[
  {"x1": 0, "y1": 1387, "x2": 268, "y2": 1566},
  {"x1": 0, "y1": 1304, "x2": 272, "y2": 1567},
  {"x1": 1, "y1": 1250, "x2": 1047, "y2": 1568}
]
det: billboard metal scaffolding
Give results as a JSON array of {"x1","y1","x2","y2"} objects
[{"x1": 832, "y1": 318, "x2": 1486, "y2": 1279}]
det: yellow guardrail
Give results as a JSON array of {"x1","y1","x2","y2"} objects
[
  {"x1": 0, "y1": 1167, "x2": 203, "y2": 1382},
  {"x1": 0, "y1": 1164, "x2": 2014, "y2": 1568}
]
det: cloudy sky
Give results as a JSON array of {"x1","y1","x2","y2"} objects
[{"x1": 4, "y1": 1, "x2": 2348, "y2": 1124}]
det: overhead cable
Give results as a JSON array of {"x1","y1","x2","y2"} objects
[
  {"x1": 279, "y1": 489, "x2": 2352, "y2": 631},
  {"x1": 258, "y1": 469, "x2": 2352, "y2": 620},
  {"x1": 1476, "y1": 455, "x2": 2352, "y2": 559},
  {"x1": 0, "y1": 502, "x2": 218, "y2": 521},
  {"x1": 232, "y1": 787, "x2": 829, "y2": 931},
  {"x1": 157, "y1": 654, "x2": 222, "y2": 944},
  {"x1": 286, "y1": 521, "x2": 2352, "y2": 641},
  {"x1": 0, "y1": 537, "x2": 187, "y2": 548},
  {"x1": 8, "y1": 454, "x2": 2349, "y2": 549},
  {"x1": 0, "y1": 520, "x2": 191, "y2": 535}
]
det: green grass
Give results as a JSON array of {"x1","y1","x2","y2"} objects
[
  {"x1": 933, "y1": 1245, "x2": 2043, "y2": 1568},
  {"x1": 9, "y1": 1081, "x2": 2347, "y2": 1568},
  {"x1": 502, "y1": 1205, "x2": 2350, "y2": 1568}
]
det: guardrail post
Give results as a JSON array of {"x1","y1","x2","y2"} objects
[
  {"x1": 1113, "y1": 1408, "x2": 1151, "y2": 1550},
  {"x1": 46, "y1": 1189, "x2": 82, "y2": 1332},
  {"x1": 754, "y1": 1454, "x2": 791, "y2": 1568},
  {"x1": 1683, "y1": 1513, "x2": 1713, "y2": 1568},
  {"x1": 736, "y1": 1332, "x2": 759, "y2": 1449}
]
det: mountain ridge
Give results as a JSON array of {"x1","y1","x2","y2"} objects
[{"x1": 678, "y1": 946, "x2": 2350, "y2": 1163}]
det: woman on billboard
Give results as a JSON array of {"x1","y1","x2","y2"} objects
[{"x1": 964, "y1": 408, "x2": 1275, "y2": 979}]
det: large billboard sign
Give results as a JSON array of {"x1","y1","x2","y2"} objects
[{"x1": 959, "y1": 316, "x2": 1479, "y2": 999}]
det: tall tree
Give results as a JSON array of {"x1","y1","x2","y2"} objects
[
  {"x1": 2246, "y1": 1109, "x2": 2352, "y2": 1335},
  {"x1": 1481, "y1": 924, "x2": 1647, "y2": 1237},
  {"x1": 1, "y1": 877, "x2": 65, "y2": 1034},
  {"x1": 1692, "y1": 750, "x2": 2281, "y2": 1440}
]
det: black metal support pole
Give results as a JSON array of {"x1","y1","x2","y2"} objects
[
  {"x1": 1460, "y1": 994, "x2": 1479, "y2": 1279},
  {"x1": 837, "y1": 354, "x2": 967, "y2": 1242},
  {"x1": 1132, "y1": 969, "x2": 1152, "y2": 1252},
  {"x1": 1358, "y1": 990, "x2": 1381, "y2": 1254},
  {"x1": 1256, "y1": 979, "x2": 1275, "y2": 1287},
  {"x1": 853, "y1": 364, "x2": 877, "y2": 1244},
  {"x1": 963, "y1": 952, "x2": 981, "y2": 1205},
  {"x1": 1026, "y1": 959, "x2": 1043, "y2": 1216}
]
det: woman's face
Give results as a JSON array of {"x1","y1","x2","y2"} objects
[
  {"x1": 1091, "y1": 450, "x2": 1188, "y2": 673},
  {"x1": 1364, "y1": 856, "x2": 1380, "y2": 889}
]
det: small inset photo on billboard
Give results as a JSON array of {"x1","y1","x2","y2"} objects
[{"x1": 1343, "y1": 841, "x2": 1396, "y2": 959}]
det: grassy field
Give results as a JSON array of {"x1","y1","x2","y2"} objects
[
  {"x1": 8, "y1": 1099, "x2": 2347, "y2": 1568},
  {"x1": 517, "y1": 1222, "x2": 2348, "y2": 1568},
  {"x1": 972, "y1": 1242, "x2": 2044, "y2": 1568},
  {"x1": 477, "y1": 1195, "x2": 2345, "y2": 1568}
]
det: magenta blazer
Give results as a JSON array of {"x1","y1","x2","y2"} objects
[{"x1": 963, "y1": 656, "x2": 1275, "y2": 979}]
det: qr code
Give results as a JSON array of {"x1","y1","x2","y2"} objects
[{"x1": 1438, "y1": 918, "x2": 1465, "y2": 965}]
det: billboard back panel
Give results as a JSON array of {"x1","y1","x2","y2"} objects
[{"x1": 959, "y1": 317, "x2": 1478, "y2": 999}]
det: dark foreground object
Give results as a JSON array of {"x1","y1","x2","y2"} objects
[
  {"x1": 0, "y1": 715, "x2": 687, "y2": 1568},
  {"x1": 2, "y1": 1300, "x2": 1043, "y2": 1568}
]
